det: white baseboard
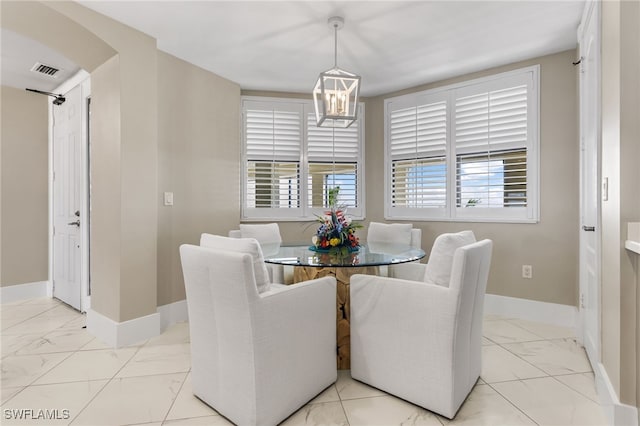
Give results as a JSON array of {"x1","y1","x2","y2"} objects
[
  {"x1": 86, "y1": 308, "x2": 160, "y2": 348},
  {"x1": 484, "y1": 293, "x2": 578, "y2": 329},
  {"x1": 0, "y1": 281, "x2": 49, "y2": 303},
  {"x1": 157, "y1": 299, "x2": 188, "y2": 331},
  {"x1": 86, "y1": 300, "x2": 188, "y2": 348},
  {"x1": 595, "y1": 363, "x2": 639, "y2": 426}
]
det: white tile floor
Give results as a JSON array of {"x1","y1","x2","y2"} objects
[{"x1": 1, "y1": 298, "x2": 608, "y2": 426}]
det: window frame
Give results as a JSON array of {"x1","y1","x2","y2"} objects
[
  {"x1": 241, "y1": 96, "x2": 366, "y2": 221},
  {"x1": 384, "y1": 65, "x2": 540, "y2": 223}
]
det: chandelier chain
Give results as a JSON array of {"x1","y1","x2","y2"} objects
[{"x1": 333, "y1": 24, "x2": 338, "y2": 68}]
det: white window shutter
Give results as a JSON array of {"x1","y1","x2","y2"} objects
[
  {"x1": 244, "y1": 102, "x2": 302, "y2": 214},
  {"x1": 388, "y1": 96, "x2": 448, "y2": 210},
  {"x1": 454, "y1": 74, "x2": 531, "y2": 210},
  {"x1": 246, "y1": 109, "x2": 301, "y2": 162},
  {"x1": 307, "y1": 112, "x2": 360, "y2": 209},
  {"x1": 242, "y1": 98, "x2": 365, "y2": 220},
  {"x1": 384, "y1": 66, "x2": 538, "y2": 222}
]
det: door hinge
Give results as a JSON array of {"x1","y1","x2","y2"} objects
[{"x1": 580, "y1": 293, "x2": 585, "y2": 309}]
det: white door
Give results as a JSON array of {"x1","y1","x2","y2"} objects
[
  {"x1": 578, "y1": 1, "x2": 600, "y2": 368},
  {"x1": 52, "y1": 85, "x2": 83, "y2": 310}
]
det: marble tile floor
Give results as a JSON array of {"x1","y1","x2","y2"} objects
[{"x1": 1, "y1": 298, "x2": 608, "y2": 426}]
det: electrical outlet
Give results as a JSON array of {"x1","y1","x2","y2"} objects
[{"x1": 522, "y1": 265, "x2": 533, "y2": 279}]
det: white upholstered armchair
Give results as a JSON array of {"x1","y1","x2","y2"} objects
[
  {"x1": 229, "y1": 223, "x2": 287, "y2": 283},
  {"x1": 180, "y1": 235, "x2": 337, "y2": 426},
  {"x1": 366, "y1": 222, "x2": 422, "y2": 277},
  {"x1": 350, "y1": 234, "x2": 493, "y2": 419}
]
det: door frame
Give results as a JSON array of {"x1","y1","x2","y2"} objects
[
  {"x1": 48, "y1": 69, "x2": 91, "y2": 312},
  {"x1": 577, "y1": 0, "x2": 601, "y2": 367}
]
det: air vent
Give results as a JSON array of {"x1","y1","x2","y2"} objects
[{"x1": 30, "y1": 62, "x2": 61, "y2": 78}]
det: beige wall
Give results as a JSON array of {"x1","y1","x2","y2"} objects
[
  {"x1": 370, "y1": 50, "x2": 580, "y2": 306},
  {"x1": 601, "y1": 0, "x2": 640, "y2": 408},
  {"x1": 620, "y1": 0, "x2": 640, "y2": 408},
  {"x1": 2, "y1": 1, "x2": 241, "y2": 318},
  {"x1": 44, "y1": 2, "x2": 159, "y2": 323},
  {"x1": 157, "y1": 52, "x2": 241, "y2": 306},
  {"x1": 619, "y1": 0, "x2": 640, "y2": 412},
  {"x1": 89, "y1": 55, "x2": 122, "y2": 320},
  {"x1": 0, "y1": 86, "x2": 49, "y2": 286},
  {"x1": 3, "y1": 0, "x2": 159, "y2": 322},
  {"x1": 248, "y1": 50, "x2": 579, "y2": 307}
]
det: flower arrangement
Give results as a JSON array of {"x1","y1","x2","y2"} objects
[{"x1": 311, "y1": 187, "x2": 362, "y2": 255}]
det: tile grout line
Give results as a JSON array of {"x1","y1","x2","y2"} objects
[
  {"x1": 160, "y1": 369, "x2": 190, "y2": 424},
  {"x1": 483, "y1": 342, "x2": 551, "y2": 382},
  {"x1": 548, "y1": 374, "x2": 602, "y2": 405},
  {"x1": 66, "y1": 342, "x2": 146, "y2": 424},
  {"x1": 2, "y1": 303, "x2": 78, "y2": 334},
  {"x1": 338, "y1": 397, "x2": 351, "y2": 426},
  {"x1": 496, "y1": 337, "x2": 593, "y2": 378},
  {"x1": 484, "y1": 380, "x2": 541, "y2": 426},
  {"x1": 65, "y1": 378, "x2": 111, "y2": 426},
  {"x1": 493, "y1": 335, "x2": 558, "y2": 377}
]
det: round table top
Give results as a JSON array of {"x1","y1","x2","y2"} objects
[{"x1": 262, "y1": 243, "x2": 425, "y2": 268}]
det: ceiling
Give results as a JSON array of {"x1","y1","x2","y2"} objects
[
  {"x1": 2, "y1": 1, "x2": 585, "y2": 97},
  {"x1": 1, "y1": 28, "x2": 81, "y2": 93}
]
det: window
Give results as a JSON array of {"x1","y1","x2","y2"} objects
[
  {"x1": 242, "y1": 97, "x2": 364, "y2": 220},
  {"x1": 385, "y1": 66, "x2": 539, "y2": 222}
]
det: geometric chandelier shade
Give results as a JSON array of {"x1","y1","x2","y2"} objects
[{"x1": 313, "y1": 16, "x2": 361, "y2": 128}]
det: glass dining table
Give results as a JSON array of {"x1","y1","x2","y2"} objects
[{"x1": 263, "y1": 243, "x2": 426, "y2": 369}]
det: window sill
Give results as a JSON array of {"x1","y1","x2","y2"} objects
[
  {"x1": 625, "y1": 240, "x2": 640, "y2": 255},
  {"x1": 384, "y1": 215, "x2": 539, "y2": 224}
]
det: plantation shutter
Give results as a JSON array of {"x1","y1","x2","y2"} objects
[
  {"x1": 244, "y1": 101, "x2": 302, "y2": 213},
  {"x1": 307, "y1": 112, "x2": 359, "y2": 207},
  {"x1": 454, "y1": 73, "x2": 532, "y2": 208},
  {"x1": 388, "y1": 94, "x2": 448, "y2": 209}
]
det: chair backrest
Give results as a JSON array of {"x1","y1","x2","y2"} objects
[
  {"x1": 448, "y1": 239, "x2": 493, "y2": 399},
  {"x1": 367, "y1": 222, "x2": 419, "y2": 247},
  {"x1": 234, "y1": 223, "x2": 282, "y2": 245},
  {"x1": 200, "y1": 233, "x2": 271, "y2": 293},
  {"x1": 449, "y1": 239, "x2": 492, "y2": 305},
  {"x1": 424, "y1": 231, "x2": 476, "y2": 286}
]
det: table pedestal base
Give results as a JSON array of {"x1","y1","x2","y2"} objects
[{"x1": 294, "y1": 265, "x2": 379, "y2": 370}]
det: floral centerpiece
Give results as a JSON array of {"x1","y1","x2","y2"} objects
[{"x1": 311, "y1": 187, "x2": 362, "y2": 255}]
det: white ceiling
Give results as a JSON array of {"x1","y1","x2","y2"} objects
[
  {"x1": 1, "y1": 28, "x2": 81, "y2": 93},
  {"x1": 2, "y1": 1, "x2": 585, "y2": 97}
]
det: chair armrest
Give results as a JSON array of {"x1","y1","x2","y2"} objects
[
  {"x1": 387, "y1": 262, "x2": 427, "y2": 281},
  {"x1": 256, "y1": 277, "x2": 336, "y2": 336},
  {"x1": 350, "y1": 274, "x2": 458, "y2": 373},
  {"x1": 266, "y1": 263, "x2": 285, "y2": 284},
  {"x1": 253, "y1": 276, "x2": 337, "y2": 370},
  {"x1": 351, "y1": 274, "x2": 456, "y2": 322}
]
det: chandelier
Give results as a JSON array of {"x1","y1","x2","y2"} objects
[{"x1": 312, "y1": 16, "x2": 361, "y2": 128}]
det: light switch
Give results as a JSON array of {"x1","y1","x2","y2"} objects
[{"x1": 164, "y1": 192, "x2": 174, "y2": 206}]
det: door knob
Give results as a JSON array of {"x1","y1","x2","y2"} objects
[{"x1": 68, "y1": 220, "x2": 80, "y2": 227}]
